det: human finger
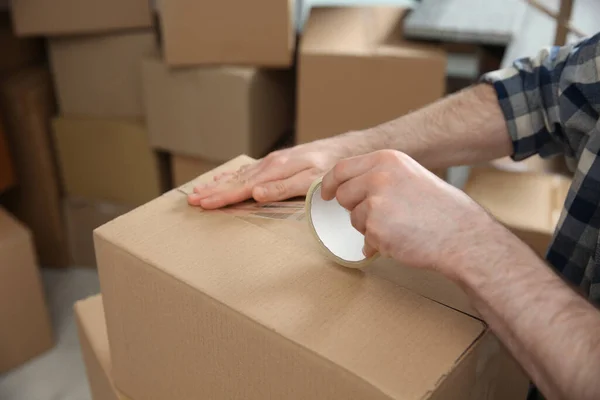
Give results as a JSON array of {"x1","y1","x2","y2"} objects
[
  {"x1": 363, "y1": 241, "x2": 377, "y2": 258},
  {"x1": 252, "y1": 168, "x2": 319, "y2": 202},
  {"x1": 335, "y1": 174, "x2": 370, "y2": 211},
  {"x1": 193, "y1": 157, "x2": 312, "y2": 209},
  {"x1": 321, "y1": 154, "x2": 379, "y2": 201},
  {"x1": 349, "y1": 199, "x2": 369, "y2": 234}
]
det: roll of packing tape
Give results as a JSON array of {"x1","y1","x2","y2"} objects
[{"x1": 305, "y1": 177, "x2": 378, "y2": 268}]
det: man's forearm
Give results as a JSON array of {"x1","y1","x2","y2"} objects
[
  {"x1": 454, "y1": 223, "x2": 600, "y2": 400},
  {"x1": 338, "y1": 84, "x2": 513, "y2": 169}
]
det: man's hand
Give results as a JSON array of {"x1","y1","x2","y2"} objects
[
  {"x1": 320, "y1": 149, "x2": 496, "y2": 277},
  {"x1": 187, "y1": 138, "x2": 354, "y2": 209}
]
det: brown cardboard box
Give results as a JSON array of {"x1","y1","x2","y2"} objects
[
  {"x1": 11, "y1": 0, "x2": 152, "y2": 36},
  {"x1": 0, "y1": 208, "x2": 54, "y2": 373},
  {"x1": 172, "y1": 155, "x2": 220, "y2": 187},
  {"x1": 75, "y1": 294, "x2": 126, "y2": 400},
  {"x1": 0, "y1": 12, "x2": 43, "y2": 76},
  {"x1": 0, "y1": 117, "x2": 14, "y2": 193},
  {"x1": 49, "y1": 31, "x2": 158, "y2": 118},
  {"x1": 52, "y1": 117, "x2": 166, "y2": 207},
  {"x1": 95, "y1": 155, "x2": 528, "y2": 400},
  {"x1": 158, "y1": 0, "x2": 295, "y2": 67},
  {"x1": 465, "y1": 167, "x2": 571, "y2": 258},
  {"x1": 65, "y1": 197, "x2": 132, "y2": 267},
  {"x1": 0, "y1": 67, "x2": 69, "y2": 267},
  {"x1": 297, "y1": 7, "x2": 446, "y2": 144},
  {"x1": 142, "y1": 55, "x2": 294, "y2": 161}
]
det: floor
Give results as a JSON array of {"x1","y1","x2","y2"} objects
[{"x1": 0, "y1": 268, "x2": 100, "y2": 400}]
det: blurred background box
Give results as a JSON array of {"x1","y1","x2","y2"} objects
[
  {"x1": 64, "y1": 198, "x2": 133, "y2": 268},
  {"x1": 52, "y1": 117, "x2": 168, "y2": 207},
  {"x1": 11, "y1": 0, "x2": 153, "y2": 36},
  {"x1": 0, "y1": 12, "x2": 43, "y2": 76},
  {"x1": 171, "y1": 155, "x2": 220, "y2": 188},
  {"x1": 158, "y1": 0, "x2": 296, "y2": 67},
  {"x1": 142, "y1": 55, "x2": 294, "y2": 162},
  {"x1": 297, "y1": 6, "x2": 446, "y2": 144},
  {"x1": 49, "y1": 31, "x2": 158, "y2": 118},
  {"x1": 464, "y1": 167, "x2": 571, "y2": 258},
  {"x1": 0, "y1": 117, "x2": 14, "y2": 193},
  {"x1": 0, "y1": 208, "x2": 54, "y2": 373},
  {"x1": 0, "y1": 67, "x2": 69, "y2": 268},
  {"x1": 75, "y1": 295, "x2": 123, "y2": 400}
]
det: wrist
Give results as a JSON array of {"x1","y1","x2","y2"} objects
[{"x1": 440, "y1": 216, "x2": 533, "y2": 287}]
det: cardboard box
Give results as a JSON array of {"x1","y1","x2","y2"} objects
[
  {"x1": 11, "y1": 0, "x2": 152, "y2": 36},
  {"x1": 465, "y1": 167, "x2": 571, "y2": 258},
  {"x1": 52, "y1": 117, "x2": 167, "y2": 207},
  {"x1": 297, "y1": 7, "x2": 446, "y2": 144},
  {"x1": 49, "y1": 31, "x2": 158, "y2": 118},
  {"x1": 142, "y1": 55, "x2": 294, "y2": 161},
  {"x1": 75, "y1": 294, "x2": 126, "y2": 400},
  {"x1": 0, "y1": 117, "x2": 14, "y2": 193},
  {"x1": 65, "y1": 197, "x2": 132, "y2": 268},
  {"x1": 95, "y1": 155, "x2": 528, "y2": 400},
  {"x1": 0, "y1": 208, "x2": 54, "y2": 373},
  {"x1": 0, "y1": 12, "x2": 44, "y2": 76},
  {"x1": 158, "y1": 0, "x2": 295, "y2": 67},
  {"x1": 0, "y1": 67, "x2": 69, "y2": 267},
  {"x1": 172, "y1": 155, "x2": 220, "y2": 188}
]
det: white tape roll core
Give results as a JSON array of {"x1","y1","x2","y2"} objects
[{"x1": 305, "y1": 177, "x2": 378, "y2": 268}]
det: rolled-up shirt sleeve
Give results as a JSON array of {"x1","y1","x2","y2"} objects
[{"x1": 480, "y1": 32, "x2": 600, "y2": 162}]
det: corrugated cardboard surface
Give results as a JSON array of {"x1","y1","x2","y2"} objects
[
  {"x1": 49, "y1": 31, "x2": 157, "y2": 118},
  {"x1": 142, "y1": 55, "x2": 293, "y2": 161},
  {"x1": 159, "y1": 0, "x2": 295, "y2": 66},
  {"x1": 172, "y1": 155, "x2": 220, "y2": 187},
  {"x1": 11, "y1": 0, "x2": 152, "y2": 36},
  {"x1": 465, "y1": 167, "x2": 571, "y2": 258},
  {"x1": 0, "y1": 208, "x2": 54, "y2": 373},
  {"x1": 96, "y1": 155, "x2": 527, "y2": 400},
  {"x1": 0, "y1": 12, "x2": 43, "y2": 76},
  {"x1": 0, "y1": 117, "x2": 14, "y2": 193},
  {"x1": 52, "y1": 116, "x2": 165, "y2": 207},
  {"x1": 75, "y1": 295, "x2": 124, "y2": 400},
  {"x1": 64, "y1": 197, "x2": 132, "y2": 268},
  {"x1": 0, "y1": 67, "x2": 69, "y2": 268},
  {"x1": 297, "y1": 7, "x2": 446, "y2": 143}
]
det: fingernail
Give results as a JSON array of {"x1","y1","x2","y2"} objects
[
  {"x1": 362, "y1": 245, "x2": 367, "y2": 257},
  {"x1": 187, "y1": 193, "x2": 202, "y2": 205}
]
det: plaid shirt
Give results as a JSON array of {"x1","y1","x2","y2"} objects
[{"x1": 481, "y1": 31, "x2": 600, "y2": 304}]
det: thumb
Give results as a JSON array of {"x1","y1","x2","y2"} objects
[
  {"x1": 252, "y1": 169, "x2": 317, "y2": 202},
  {"x1": 363, "y1": 241, "x2": 377, "y2": 258}
]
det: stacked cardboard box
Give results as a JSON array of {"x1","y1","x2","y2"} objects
[
  {"x1": 0, "y1": 208, "x2": 54, "y2": 373},
  {"x1": 297, "y1": 6, "x2": 447, "y2": 179},
  {"x1": 465, "y1": 166, "x2": 572, "y2": 258},
  {"x1": 144, "y1": 0, "x2": 297, "y2": 194},
  {"x1": 75, "y1": 155, "x2": 529, "y2": 400},
  {"x1": 12, "y1": 0, "x2": 153, "y2": 36},
  {"x1": 15, "y1": 3, "x2": 166, "y2": 267}
]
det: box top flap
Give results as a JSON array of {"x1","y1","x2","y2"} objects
[
  {"x1": 95, "y1": 156, "x2": 485, "y2": 398},
  {"x1": 301, "y1": 6, "x2": 445, "y2": 60},
  {"x1": 465, "y1": 168, "x2": 570, "y2": 233}
]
